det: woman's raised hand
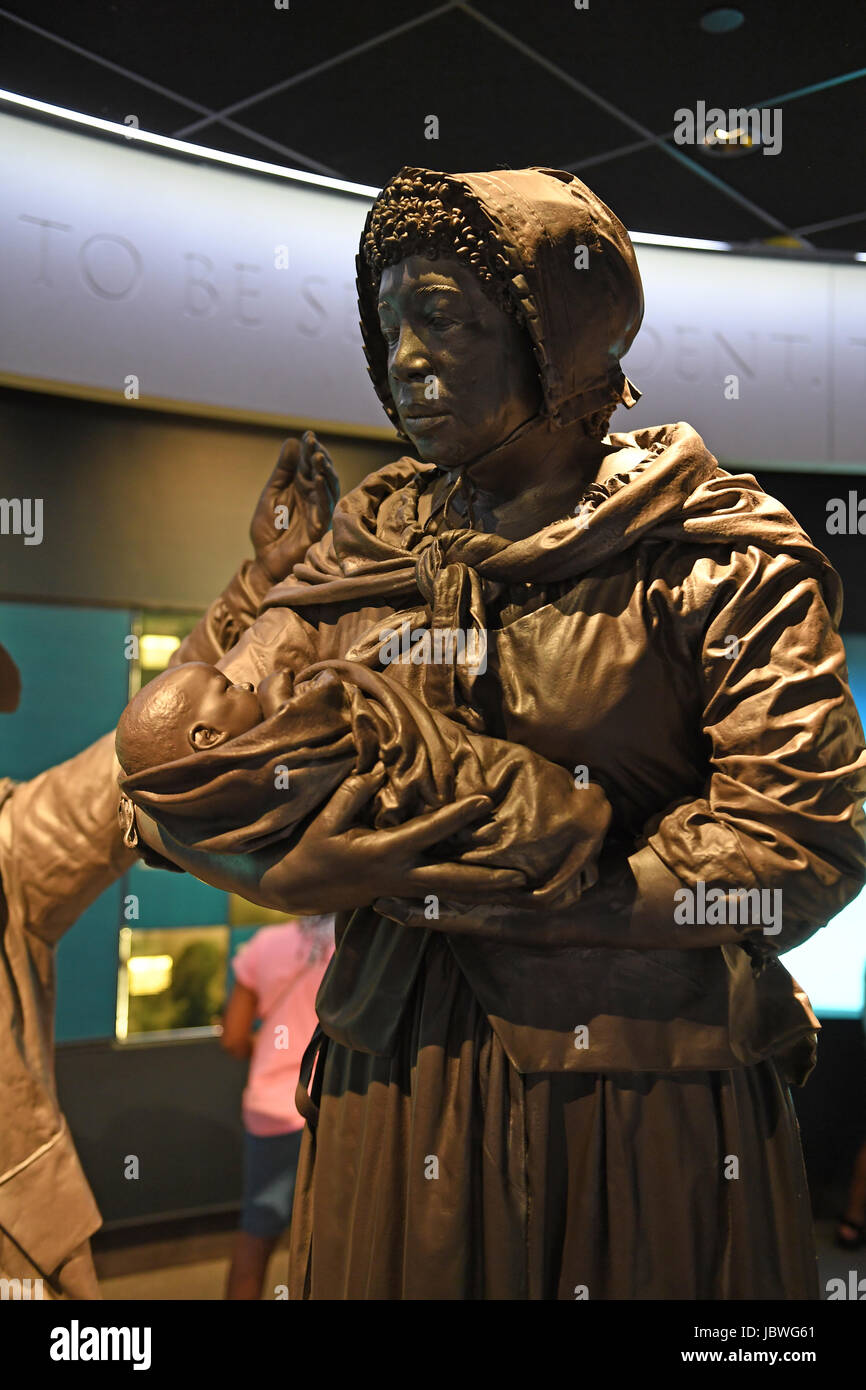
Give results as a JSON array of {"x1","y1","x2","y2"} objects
[{"x1": 250, "y1": 431, "x2": 340, "y2": 585}]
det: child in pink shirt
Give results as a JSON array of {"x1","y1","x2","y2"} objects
[{"x1": 221, "y1": 916, "x2": 334, "y2": 1300}]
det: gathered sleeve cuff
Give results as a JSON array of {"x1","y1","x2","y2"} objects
[{"x1": 167, "y1": 559, "x2": 275, "y2": 669}]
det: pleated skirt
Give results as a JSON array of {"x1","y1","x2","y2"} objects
[{"x1": 288, "y1": 932, "x2": 818, "y2": 1300}]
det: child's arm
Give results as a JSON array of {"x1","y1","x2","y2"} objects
[
  {"x1": 214, "y1": 606, "x2": 319, "y2": 689},
  {"x1": 220, "y1": 981, "x2": 258, "y2": 1060},
  {"x1": 257, "y1": 668, "x2": 297, "y2": 718}
]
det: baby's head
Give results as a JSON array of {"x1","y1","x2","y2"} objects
[{"x1": 116, "y1": 663, "x2": 263, "y2": 777}]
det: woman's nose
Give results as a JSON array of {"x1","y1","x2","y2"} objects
[{"x1": 390, "y1": 324, "x2": 429, "y2": 379}]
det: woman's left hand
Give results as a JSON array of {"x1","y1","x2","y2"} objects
[
  {"x1": 250, "y1": 431, "x2": 340, "y2": 584},
  {"x1": 375, "y1": 779, "x2": 613, "y2": 927}
]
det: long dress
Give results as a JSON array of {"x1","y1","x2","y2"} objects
[
  {"x1": 268, "y1": 429, "x2": 866, "y2": 1301},
  {"x1": 155, "y1": 424, "x2": 863, "y2": 1300},
  {"x1": 288, "y1": 931, "x2": 818, "y2": 1300}
]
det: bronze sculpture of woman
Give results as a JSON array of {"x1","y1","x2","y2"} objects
[{"x1": 128, "y1": 166, "x2": 866, "y2": 1299}]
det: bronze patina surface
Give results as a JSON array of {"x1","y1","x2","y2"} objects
[{"x1": 121, "y1": 167, "x2": 866, "y2": 1299}]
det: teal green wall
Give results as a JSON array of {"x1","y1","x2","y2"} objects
[
  {"x1": 0, "y1": 601, "x2": 229, "y2": 1042},
  {"x1": 0, "y1": 601, "x2": 130, "y2": 779}
]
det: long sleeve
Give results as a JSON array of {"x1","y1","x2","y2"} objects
[
  {"x1": 644, "y1": 545, "x2": 866, "y2": 948},
  {"x1": 0, "y1": 731, "x2": 137, "y2": 947},
  {"x1": 168, "y1": 558, "x2": 275, "y2": 669},
  {"x1": 377, "y1": 546, "x2": 866, "y2": 953}
]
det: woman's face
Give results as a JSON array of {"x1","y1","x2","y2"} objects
[{"x1": 377, "y1": 254, "x2": 542, "y2": 468}]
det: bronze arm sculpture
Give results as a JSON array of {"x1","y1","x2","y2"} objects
[{"x1": 0, "y1": 434, "x2": 336, "y2": 1299}]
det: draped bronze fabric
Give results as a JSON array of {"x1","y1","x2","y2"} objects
[
  {"x1": 289, "y1": 936, "x2": 818, "y2": 1300},
  {"x1": 121, "y1": 421, "x2": 866, "y2": 1075},
  {"x1": 208, "y1": 423, "x2": 864, "y2": 1078},
  {"x1": 273, "y1": 417, "x2": 861, "y2": 1298}
]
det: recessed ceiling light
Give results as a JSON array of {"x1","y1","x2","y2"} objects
[
  {"x1": 701, "y1": 123, "x2": 760, "y2": 157},
  {"x1": 700, "y1": 8, "x2": 745, "y2": 33},
  {"x1": 761, "y1": 235, "x2": 813, "y2": 252}
]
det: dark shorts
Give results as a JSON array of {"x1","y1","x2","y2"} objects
[{"x1": 241, "y1": 1128, "x2": 304, "y2": 1239}]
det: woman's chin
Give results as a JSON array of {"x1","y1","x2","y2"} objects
[{"x1": 409, "y1": 431, "x2": 473, "y2": 469}]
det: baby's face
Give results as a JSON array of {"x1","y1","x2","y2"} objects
[{"x1": 138, "y1": 663, "x2": 263, "y2": 765}]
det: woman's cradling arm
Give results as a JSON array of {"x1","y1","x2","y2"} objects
[{"x1": 376, "y1": 547, "x2": 866, "y2": 954}]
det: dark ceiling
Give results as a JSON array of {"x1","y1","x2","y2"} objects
[{"x1": 1, "y1": 0, "x2": 864, "y2": 251}]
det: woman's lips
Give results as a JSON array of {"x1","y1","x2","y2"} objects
[{"x1": 403, "y1": 411, "x2": 451, "y2": 430}]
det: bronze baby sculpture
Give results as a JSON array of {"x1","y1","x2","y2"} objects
[
  {"x1": 116, "y1": 662, "x2": 290, "y2": 771},
  {"x1": 116, "y1": 644, "x2": 611, "y2": 905}
]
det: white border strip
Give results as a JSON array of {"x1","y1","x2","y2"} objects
[{"x1": 0, "y1": 86, "x2": 380, "y2": 199}]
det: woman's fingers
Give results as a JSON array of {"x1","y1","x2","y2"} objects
[
  {"x1": 370, "y1": 794, "x2": 493, "y2": 856},
  {"x1": 315, "y1": 764, "x2": 387, "y2": 832},
  {"x1": 297, "y1": 433, "x2": 339, "y2": 518},
  {"x1": 300, "y1": 431, "x2": 330, "y2": 477},
  {"x1": 254, "y1": 432, "x2": 337, "y2": 549},
  {"x1": 402, "y1": 862, "x2": 527, "y2": 894},
  {"x1": 312, "y1": 452, "x2": 339, "y2": 507},
  {"x1": 251, "y1": 437, "x2": 302, "y2": 552},
  {"x1": 458, "y1": 818, "x2": 500, "y2": 847},
  {"x1": 299, "y1": 430, "x2": 318, "y2": 474},
  {"x1": 270, "y1": 436, "x2": 302, "y2": 491}
]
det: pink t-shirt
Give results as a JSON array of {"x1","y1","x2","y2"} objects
[{"x1": 231, "y1": 921, "x2": 334, "y2": 1136}]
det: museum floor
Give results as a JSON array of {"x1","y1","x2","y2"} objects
[
  {"x1": 93, "y1": 1212, "x2": 290, "y2": 1300},
  {"x1": 91, "y1": 1218, "x2": 862, "y2": 1301}
]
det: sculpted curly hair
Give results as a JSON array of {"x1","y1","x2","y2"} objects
[
  {"x1": 361, "y1": 171, "x2": 615, "y2": 440},
  {"x1": 361, "y1": 172, "x2": 519, "y2": 320}
]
